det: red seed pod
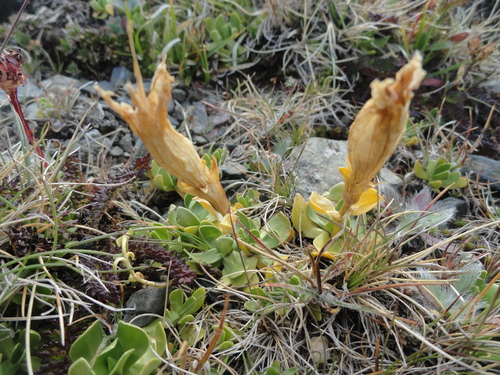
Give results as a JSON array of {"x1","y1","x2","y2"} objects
[
  {"x1": 448, "y1": 32, "x2": 469, "y2": 42},
  {"x1": 0, "y1": 48, "x2": 27, "y2": 93}
]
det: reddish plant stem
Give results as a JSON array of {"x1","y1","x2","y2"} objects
[{"x1": 7, "y1": 89, "x2": 45, "y2": 159}]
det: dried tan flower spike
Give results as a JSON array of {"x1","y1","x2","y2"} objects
[
  {"x1": 96, "y1": 21, "x2": 229, "y2": 214},
  {"x1": 339, "y1": 52, "x2": 426, "y2": 217}
]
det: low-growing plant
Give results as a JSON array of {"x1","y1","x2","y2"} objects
[
  {"x1": 164, "y1": 287, "x2": 206, "y2": 345},
  {"x1": 0, "y1": 324, "x2": 41, "y2": 374},
  {"x1": 414, "y1": 157, "x2": 468, "y2": 190},
  {"x1": 68, "y1": 319, "x2": 166, "y2": 375},
  {"x1": 204, "y1": 12, "x2": 248, "y2": 65}
]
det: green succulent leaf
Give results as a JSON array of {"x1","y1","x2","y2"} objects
[
  {"x1": 176, "y1": 207, "x2": 201, "y2": 227},
  {"x1": 216, "y1": 237, "x2": 236, "y2": 256},
  {"x1": 141, "y1": 319, "x2": 166, "y2": 356},
  {"x1": 452, "y1": 176, "x2": 468, "y2": 189},
  {"x1": 265, "y1": 212, "x2": 294, "y2": 242},
  {"x1": 187, "y1": 248, "x2": 223, "y2": 264},
  {"x1": 178, "y1": 314, "x2": 195, "y2": 325},
  {"x1": 432, "y1": 170, "x2": 451, "y2": 181},
  {"x1": 414, "y1": 159, "x2": 428, "y2": 180},
  {"x1": 426, "y1": 159, "x2": 438, "y2": 175},
  {"x1": 69, "y1": 320, "x2": 106, "y2": 363},
  {"x1": 112, "y1": 322, "x2": 150, "y2": 371},
  {"x1": 198, "y1": 225, "x2": 223, "y2": 247},
  {"x1": 108, "y1": 348, "x2": 135, "y2": 375},
  {"x1": 168, "y1": 288, "x2": 184, "y2": 313},
  {"x1": 223, "y1": 251, "x2": 258, "y2": 278},
  {"x1": 433, "y1": 162, "x2": 452, "y2": 175},
  {"x1": 69, "y1": 357, "x2": 97, "y2": 375},
  {"x1": 429, "y1": 180, "x2": 443, "y2": 189}
]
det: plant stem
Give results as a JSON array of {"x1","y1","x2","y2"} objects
[{"x1": 7, "y1": 89, "x2": 45, "y2": 160}]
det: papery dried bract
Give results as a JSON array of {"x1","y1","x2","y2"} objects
[
  {"x1": 340, "y1": 53, "x2": 425, "y2": 216},
  {"x1": 96, "y1": 23, "x2": 229, "y2": 214}
]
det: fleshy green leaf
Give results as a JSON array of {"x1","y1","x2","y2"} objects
[
  {"x1": 414, "y1": 160, "x2": 428, "y2": 180},
  {"x1": 69, "y1": 320, "x2": 106, "y2": 363},
  {"x1": 68, "y1": 358, "x2": 97, "y2": 375},
  {"x1": 176, "y1": 207, "x2": 201, "y2": 227}
]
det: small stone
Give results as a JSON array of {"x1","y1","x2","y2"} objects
[
  {"x1": 95, "y1": 80, "x2": 114, "y2": 92},
  {"x1": 110, "y1": 66, "x2": 133, "y2": 89},
  {"x1": 185, "y1": 102, "x2": 210, "y2": 135},
  {"x1": 172, "y1": 88, "x2": 187, "y2": 102},
  {"x1": 123, "y1": 287, "x2": 167, "y2": 327},
  {"x1": 289, "y1": 138, "x2": 347, "y2": 198},
  {"x1": 42, "y1": 74, "x2": 82, "y2": 94},
  {"x1": 441, "y1": 197, "x2": 468, "y2": 218},
  {"x1": 25, "y1": 102, "x2": 41, "y2": 119},
  {"x1": 85, "y1": 128, "x2": 103, "y2": 139},
  {"x1": 192, "y1": 135, "x2": 208, "y2": 145},
  {"x1": 169, "y1": 115, "x2": 179, "y2": 127},
  {"x1": 17, "y1": 78, "x2": 44, "y2": 101},
  {"x1": 173, "y1": 102, "x2": 185, "y2": 122},
  {"x1": 103, "y1": 137, "x2": 112, "y2": 149},
  {"x1": 220, "y1": 162, "x2": 249, "y2": 179},
  {"x1": 310, "y1": 336, "x2": 329, "y2": 364},
  {"x1": 378, "y1": 167, "x2": 403, "y2": 191},
  {"x1": 118, "y1": 132, "x2": 134, "y2": 153},
  {"x1": 463, "y1": 155, "x2": 500, "y2": 192},
  {"x1": 110, "y1": 145, "x2": 124, "y2": 156},
  {"x1": 167, "y1": 97, "x2": 175, "y2": 113}
]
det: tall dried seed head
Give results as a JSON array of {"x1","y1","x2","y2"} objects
[
  {"x1": 96, "y1": 22, "x2": 229, "y2": 214},
  {"x1": 340, "y1": 53, "x2": 426, "y2": 216}
]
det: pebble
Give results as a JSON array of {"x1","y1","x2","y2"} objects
[
  {"x1": 289, "y1": 138, "x2": 348, "y2": 198},
  {"x1": 110, "y1": 66, "x2": 133, "y2": 89},
  {"x1": 172, "y1": 88, "x2": 187, "y2": 102},
  {"x1": 463, "y1": 155, "x2": 500, "y2": 192},
  {"x1": 185, "y1": 102, "x2": 209, "y2": 135},
  {"x1": 118, "y1": 132, "x2": 134, "y2": 154},
  {"x1": 41, "y1": 75, "x2": 82, "y2": 94},
  {"x1": 110, "y1": 145, "x2": 124, "y2": 156},
  {"x1": 441, "y1": 197, "x2": 468, "y2": 218},
  {"x1": 290, "y1": 137, "x2": 404, "y2": 198},
  {"x1": 192, "y1": 135, "x2": 208, "y2": 145},
  {"x1": 220, "y1": 161, "x2": 249, "y2": 179},
  {"x1": 122, "y1": 287, "x2": 167, "y2": 327}
]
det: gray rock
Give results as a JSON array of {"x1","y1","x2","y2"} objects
[
  {"x1": 185, "y1": 102, "x2": 210, "y2": 135},
  {"x1": 479, "y1": 79, "x2": 500, "y2": 95},
  {"x1": 169, "y1": 115, "x2": 179, "y2": 127},
  {"x1": 25, "y1": 102, "x2": 41, "y2": 119},
  {"x1": 118, "y1": 132, "x2": 134, "y2": 153},
  {"x1": 378, "y1": 168, "x2": 403, "y2": 191},
  {"x1": 172, "y1": 88, "x2": 187, "y2": 102},
  {"x1": 41, "y1": 75, "x2": 82, "y2": 94},
  {"x1": 290, "y1": 137, "x2": 403, "y2": 198},
  {"x1": 463, "y1": 155, "x2": 500, "y2": 192},
  {"x1": 192, "y1": 135, "x2": 207, "y2": 145},
  {"x1": 221, "y1": 161, "x2": 249, "y2": 179},
  {"x1": 289, "y1": 138, "x2": 347, "y2": 198},
  {"x1": 110, "y1": 145, "x2": 124, "y2": 156},
  {"x1": 441, "y1": 197, "x2": 468, "y2": 218},
  {"x1": 110, "y1": 66, "x2": 133, "y2": 89},
  {"x1": 167, "y1": 97, "x2": 175, "y2": 113},
  {"x1": 172, "y1": 102, "x2": 185, "y2": 122},
  {"x1": 122, "y1": 287, "x2": 167, "y2": 327},
  {"x1": 208, "y1": 112, "x2": 231, "y2": 127},
  {"x1": 96, "y1": 80, "x2": 114, "y2": 92}
]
